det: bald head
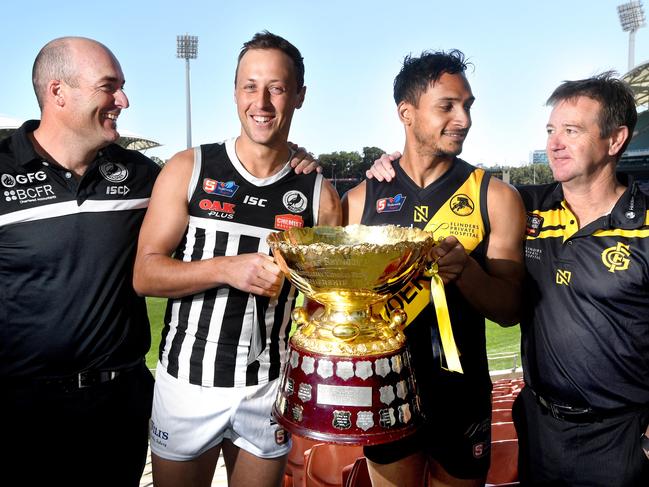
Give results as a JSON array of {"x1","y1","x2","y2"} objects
[{"x1": 32, "y1": 37, "x2": 115, "y2": 110}]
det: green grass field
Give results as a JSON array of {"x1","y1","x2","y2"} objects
[{"x1": 145, "y1": 298, "x2": 521, "y2": 372}]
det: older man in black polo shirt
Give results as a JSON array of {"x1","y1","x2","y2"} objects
[
  {"x1": 0, "y1": 37, "x2": 159, "y2": 486},
  {"x1": 514, "y1": 73, "x2": 649, "y2": 486}
]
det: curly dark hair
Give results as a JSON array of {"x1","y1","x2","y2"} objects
[{"x1": 393, "y1": 49, "x2": 471, "y2": 106}]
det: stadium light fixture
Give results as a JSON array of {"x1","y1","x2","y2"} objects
[
  {"x1": 177, "y1": 34, "x2": 199, "y2": 149},
  {"x1": 617, "y1": 1, "x2": 646, "y2": 71}
]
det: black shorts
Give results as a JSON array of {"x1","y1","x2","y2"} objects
[
  {"x1": 513, "y1": 386, "x2": 649, "y2": 486},
  {"x1": 364, "y1": 378, "x2": 492, "y2": 479},
  {"x1": 2, "y1": 362, "x2": 154, "y2": 487}
]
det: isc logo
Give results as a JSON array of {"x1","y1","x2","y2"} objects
[
  {"x1": 243, "y1": 195, "x2": 267, "y2": 207},
  {"x1": 106, "y1": 186, "x2": 130, "y2": 195}
]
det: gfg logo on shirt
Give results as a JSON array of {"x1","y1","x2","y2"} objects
[{"x1": 1, "y1": 171, "x2": 48, "y2": 188}]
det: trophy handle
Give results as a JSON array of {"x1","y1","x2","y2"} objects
[
  {"x1": 292, "y1": 307, "x2": 317, "y2": 336},
  {"x1": 388, "y1": 308, "x2": 407, "y2": 331}
]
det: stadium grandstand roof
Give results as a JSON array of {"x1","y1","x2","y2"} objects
[
  {"x1": 0, "y1": 114, "x2": 161, "y2": 151},
  {"x1": 623, "y1": 60, "x2": 649, "y2": 108}
]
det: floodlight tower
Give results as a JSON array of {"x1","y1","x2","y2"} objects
[
  {"x1": 177, "y1": 34, "x2": 198, "y2": 149},
  {"x1": 617, "y1": 1, "x2": 646, "y2": 71}
]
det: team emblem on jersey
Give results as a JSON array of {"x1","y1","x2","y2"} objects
[
  {"x1": 376, "y1": 193, "x2": 406, "y2": 213},
  {"x1": 99, "y1": 162, "x2": 128, "y2": 183},
  {"x1": 449, "y1": 194, "x2": 474, "y2": 216},
  {"x1": 275, "y1": 214, "x2": 304, "y2": 230},
  {"x1": 526, "y1": 212, "x2": 544, "y2": 237},
  {"x1": 282, "y1": 190, "x2": 308, "y2": 213},
  {"x1": 203, "y1": 178, "x2": 239, "y2": 198},
  {"x1": 601, "y1": 242, "x2": 631, "y2": 273}
]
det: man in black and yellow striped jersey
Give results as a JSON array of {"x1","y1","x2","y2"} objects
[
  {"x1": 344, "y1": 50, "x2": 526, "y2": 487},
  {"x1": 513, "y1": 73, "x2": 649, "y2": 486}
]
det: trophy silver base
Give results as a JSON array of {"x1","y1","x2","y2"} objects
[{"x1": 273, "y1": 341, "x2": 422, "y2": 445}]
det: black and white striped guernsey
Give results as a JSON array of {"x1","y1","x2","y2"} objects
[{"x1": 159, "y1": 139, "x2": 323, "y2": 387}]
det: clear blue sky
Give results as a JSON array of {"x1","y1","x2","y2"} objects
[{"x1": 1, "y1": 0, "x2": 647, "y2": 166}]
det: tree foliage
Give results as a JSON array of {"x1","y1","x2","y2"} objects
[{"x1": 508, "y1": 164, "x2": 554, "y2": 185}]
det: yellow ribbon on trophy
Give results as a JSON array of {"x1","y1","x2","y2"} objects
[
  {"x1": 426, "y1": 261, "x2": 463, "y2": 373},
  {"x1": 380, "y1": 260, "x2": 463, "y2": 374}
]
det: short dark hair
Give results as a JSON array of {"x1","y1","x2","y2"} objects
[
  {"x1": 235, "y1": 31, "x2": 305, "y2": 92},
  {"x1": 547, "y1": 72, "x2": 637, "y2": 157},
  {"x1": 393, "y1": 49, "x2": 470, "y2": 106}
]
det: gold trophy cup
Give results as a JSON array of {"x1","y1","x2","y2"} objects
[{"x1": 268, "y1": 224, "x2": 436, "y2": 445}]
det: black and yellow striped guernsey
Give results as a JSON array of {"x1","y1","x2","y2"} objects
[
  {"x1": 519, "y1": 181, "x2": 649, "y2": 410},
  {"x1": 362, "y1": 158, "x2": 492, "y2": 398}
]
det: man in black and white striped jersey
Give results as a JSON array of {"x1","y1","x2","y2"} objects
[{"x1": 133, "y1": 31, "x2": 341, "y2": 487}]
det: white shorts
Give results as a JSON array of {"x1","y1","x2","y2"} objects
[{"x1": 150, "y1": 363, "x2": 291, "y2": 461}]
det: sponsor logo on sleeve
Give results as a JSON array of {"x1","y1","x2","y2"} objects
[
  {"x1": 376, "y1": 193, "x2": 406, "y2": 213},
  {"x1": 275, "y1": 214, "x2": 304, "y2": 230},
  {"x1": 203, "y1": 178, "x2": 239, "y2": 198}
]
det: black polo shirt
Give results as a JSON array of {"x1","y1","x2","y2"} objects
[
  {"x1": 519, "y1": 181, "x2": 649, "y2": 410},
  {"x1": 0, "y1": 120, "x2": 160, "y2": 379}
]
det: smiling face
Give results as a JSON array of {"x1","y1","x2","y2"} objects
[
  {"x1": 58, "y1": 40, "x2": 129, "y2": 149},
  {"x1": 401, "y1": 72, "x2": 474, "y2": 161},
  {"x1": 545, "y1": 96, "x2": 618, "y2": 185},
  {"x1": 234, "y1": 48, "x2": 305, "y2": 149}
]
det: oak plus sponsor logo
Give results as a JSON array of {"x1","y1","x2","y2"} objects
[
  {"x1": 99, "y1": 162, "x2": 128, "y2": 183},
  {"x1": 203, "y1": 178, "x2": 239, "y2": 198},
  {"x1": 199, "y1": 198, "x2": 235, "y2": 219},
  {"x1": 283, "y1": 190, "x2": 307, "y2": 213}
]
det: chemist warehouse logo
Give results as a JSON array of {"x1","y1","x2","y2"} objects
[{"x1": 2, "y1": 171, "x2": 56, "y2": 204}]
